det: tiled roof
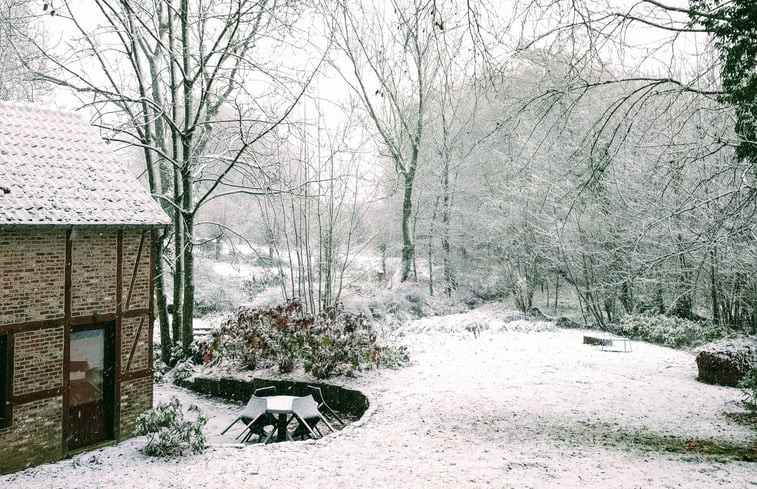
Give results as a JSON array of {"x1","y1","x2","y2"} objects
[{"x1": 0, "y1": 102, "x2": 170, "y2": 227}]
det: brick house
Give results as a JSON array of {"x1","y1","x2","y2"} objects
[{"x1": 0, "y1": 103, "x2": 170, "y2": 473}]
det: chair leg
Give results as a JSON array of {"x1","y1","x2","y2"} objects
[
  {"x1": 324, "y1": 406, "x2": 344, "y2": 425},
  {"x1": 220, "y1": 418, "x2": 240, "y2": 435},
  {"x1": 320, "y1": 415, "x2": 334, "y2": 433},
  {"x1": 296, "y1": 415, "x2": 320, "y2": 440},
  {"x1": 263, "y1": 427, "x2": 277, "y2": 444}
]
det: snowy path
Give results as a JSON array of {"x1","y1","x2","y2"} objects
[{"x1": 2, "y1": 327, "x2": 755, "y2": 488}]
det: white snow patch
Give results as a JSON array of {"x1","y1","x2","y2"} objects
[
  {"x1": 404, "y1": 307, "x2": 556, "y2": 336},
  {"x1": 212, "y1": 261, "x2": 271, "y2": 280}
]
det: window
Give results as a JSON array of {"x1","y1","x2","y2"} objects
[{"x1": 0, "y1": 333, "x2": 9, "y2": 428}]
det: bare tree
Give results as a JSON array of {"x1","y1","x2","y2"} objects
[
  {"x1": 0, "y1": 0, "x2": 47, "y2": 101},
  {"x1": 22, "y1": 0, "x2": 316, "y2": 358},
  {"x1": 259, "y1": 99, "x2": 375, "y2": 313},
  {"x1": 326, "y1": 0, "x2": 440, "y2": 283}
]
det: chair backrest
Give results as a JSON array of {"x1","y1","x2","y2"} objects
[
  {"x1": 307, "y1": 385, "x2": 325, "y2": 405},
  {"x1": 241, "y1": 395, "x2": 267, "y2": 421},
  {"x1": 292, "y1": 395, "x2": 321, "y2": 421},
  {"x1": 253, "y1": 386, "x2": 277, "y2": 397}
]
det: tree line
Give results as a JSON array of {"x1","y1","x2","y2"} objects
[{"x1": 1, "y1": 0, "x2": 754, "y2": 362}]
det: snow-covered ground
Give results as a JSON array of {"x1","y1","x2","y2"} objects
[{"x1": 3, "y1": 310, "x2": 755, "y2": 488}]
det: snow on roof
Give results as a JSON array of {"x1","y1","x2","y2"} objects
[{"x1": 0, "y1": 102, "x2": 170, "y2": 228}]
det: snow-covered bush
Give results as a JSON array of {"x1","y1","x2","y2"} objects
[
  {"x1": 303, "y1": 306, "x2": 377, "y2": 378},
  {"x1": 172, "y1": 359, "x2": 196, "y2": 382},
  {"x1": 613, "y1": 314, "x2": 728, "y2": 348},
  {"x1": 374, "y1": 344, "x2": 410, "y2": 369},
  {"x1": 695, "y1": 336, "x2": 757, "y2": 386},
  {"x1": 738, "y1": 368, "x2": 757, "y2": 412},
  {"x1": 135, "y1": 397, "x2": 207, "y2": 457},
  {"x1": 194, "y1": 287, "x2": 236, "y2": 316},
  {"x1": 152, "y1": 350, "x2": 170, "y2": 382},
  {"x1": 208, "y1": 299, "x2": 306, "y2": 372},
  {"x1": 365, "y1": 283, "x2": 469, "y2": 322},
  {"x1": 192, "y1": 257, "x2": 277, "y2": 316},
  {"x1": 204, "y1": 299, "x2": 395, "y2": 378},
  {"x1": 512, "y1": 276, "x2": 532, "y2": 314}
]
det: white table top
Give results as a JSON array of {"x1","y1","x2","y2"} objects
[{"x1": 264, "y1": 395, "x2": 298, "y2": 413}]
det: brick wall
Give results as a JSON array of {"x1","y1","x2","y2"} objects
[
  {"x1": 0, "y1": 397, "x2": 63, "y2": 473},
  {"x1": 13, "y1": 327, "x2": 64, "y2": 396},
  {"x1": 0, "y1": 230, "x2": 65, "y2": 326},
  {"x1": 71, "y1": 230, "x2": 117, "y2": 317},
  {"x1": 119, "y1": 376, "x2": 153, "y2": 437},
  {"x1": 0, "y1": 227, "x2": 155, "y2": 474}
]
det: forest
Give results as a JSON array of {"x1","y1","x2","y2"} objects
[{"x1": 1, "y1": 0, "x2": 754, "y2": 363}]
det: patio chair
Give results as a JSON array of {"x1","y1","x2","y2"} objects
[
  {"x1": 288, "y1": 395, "x2": 334, "y2": 440},
  {"x1": 253, "y1": 386, "x2": 277, "y2": 397},
  {"x1": 307, "y1": 385, "x2": 344, "y2": 425},
  {"x1": 220, "y1": 395, "x2": 272, "y2": 443}
]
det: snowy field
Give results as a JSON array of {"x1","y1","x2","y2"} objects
[{"x1": 2, "y1": 311, "x2": 755, "y2": 489}]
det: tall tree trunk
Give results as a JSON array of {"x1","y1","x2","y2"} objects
[
  {"x1": 181, "y1": 211, "x2": 195, "y2": 353},
  {"x1": 380, "y1": 243, "x2": 387, "y2": 281},
  {"x1": 154, "y1": 234, "x2": 171, "y2": 362},
  {"x1": 441, "y1": 153, "x2": 455, "y2": 296},
  {"x1": 171, "y1": 171, "x2": 183, "y2": 345},
  {"x1": 180, "y1": 0, "x2": 194, "y2": 354},
  {"x1": 428, "y1": 196, "x2": 439, "y2": 296},
  {"x1": 169, "y1": 0, "x2": 182, "y2": 348},
  {"x1": 400, "y1": 165, "x2": 417, "y2": 281},
  {"x1": 710, "y1": 245, "x2": 720, "y2": 324},
  {"x1": 554, "y1": 274, "x2": 559, "y2": 314}
]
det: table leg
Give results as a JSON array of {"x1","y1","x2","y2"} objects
[{"x1": 276, "y1": 413, "x2": 288, "y2": 442}]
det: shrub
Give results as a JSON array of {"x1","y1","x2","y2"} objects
[
  {"x1": 374, "y1": 344, "x2": 410, "y2": 369},
  {"x1": 611, "y1": 313, "x2": 729, "y2": 348},
  {"x1": 205, "y1": 299, "x2": 390, "y2": 378},
  {"x1": 512, "y1": 276, "x2": 532, "y2": 314},
  {"x1": 208, "y1": 299, "x2": 307, "y2": 372},
  {"x1": 737, "y1": 368, "x2": 757, "y2": 412},
  {"x1": 194, "y1": 287, "x2": 235, "y2": 316},
  {"x1": 695, "y1": 336, "x2": 757, "y2": 386},
  {"x1": 135, "y1": 397, "x2": 207, "y2": 457},
  {"x1": 172, "y1": 359, "x2": 196, "y2": 382},
  {"x1": 152, "y1": 353, "x2": 170, "y2": 383},
  {"x1": 303, "y1": 306, "x2": 377, "y2": 379}
]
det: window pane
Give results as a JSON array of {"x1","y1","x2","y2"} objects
[{"x1": 69, "y1": 329, "x2": 104, "y2": 406}]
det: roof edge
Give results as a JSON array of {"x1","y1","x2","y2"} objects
[{"x1": 0, "y1": 223, "x2": 171, "y2": 231}]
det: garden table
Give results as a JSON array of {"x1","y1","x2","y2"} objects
[{"x1": 264, "y1": 395, "x2": 299, "y2": 442}]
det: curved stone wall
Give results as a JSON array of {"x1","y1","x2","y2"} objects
[{"x1": 177, "y1": 376, "x2": 369, "y2": 419}]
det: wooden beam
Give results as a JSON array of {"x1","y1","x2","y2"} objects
[
  {"x1": 70, "y1": 313, "x2": 117, "y2": 326},
  {"x1": 114, "y1": 229, "x2": 123, "y2": 441},
  {"x1": 12, "y1": 387, "x2": 63, "y2": 405},
  {"x1": 123, "y1": 308, "x2": 149, "y2": 319},
  {"x1": 62, "y1": 229, "x2": 72, "y2": 453},
  {"x1": 125, "y1": 231, "x2": 146, "y2": 311},
  {"x1": 0, "y1": 319, "x2": 65, "y2": 335},
  {"x1": 148, "y1": 231, "x2": 155, "y2": 377},
  {"x1": 2, "y1": 332, "x2": 14, "y2": 426},
  {"x1": 119, "y1": 368, "x2": 151, "y2": 383},
  {"x1": 124, "y1": 316, "x2": 145, "y2": 374}
]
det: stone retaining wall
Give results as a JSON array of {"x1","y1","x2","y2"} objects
[{"x1": 177, "y1": 376, "x2": 369, "y2": 419}]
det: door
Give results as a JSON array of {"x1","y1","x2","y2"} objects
[{"x1": 68, "y1": 323, "x2": 115, "y2": 450}]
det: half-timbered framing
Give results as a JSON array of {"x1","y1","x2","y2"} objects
[{"x1": 0, "y1": 102, "x2": 170, "y2": 473}]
